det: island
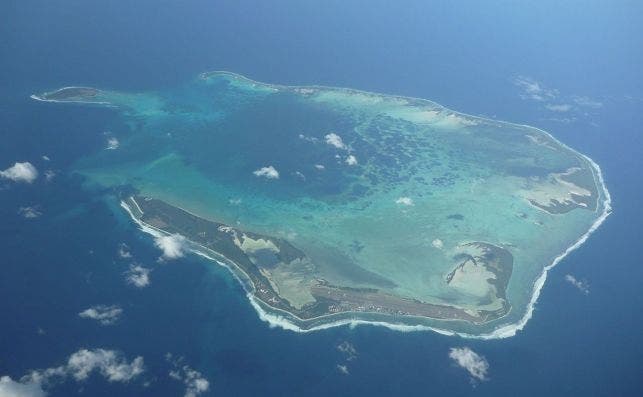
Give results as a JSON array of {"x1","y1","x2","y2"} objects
[{"x1": 33, "y1": 71, "x2": 611, "y2": 337}]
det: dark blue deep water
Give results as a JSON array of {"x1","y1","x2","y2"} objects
[{"x1": 1, "y1": 1, "x2": 642, "y2": 396}]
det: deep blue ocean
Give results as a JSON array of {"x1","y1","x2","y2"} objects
[{"x1": 1, "y1": 1, "x2": 642, "y2": 396}]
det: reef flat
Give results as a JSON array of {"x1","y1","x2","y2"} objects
[{"x1": 34, "y1": 71, "x2": 610, "y2": 335}]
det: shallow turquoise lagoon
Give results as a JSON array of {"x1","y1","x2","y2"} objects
[{"x1": 35, "y1": 72, "x2": 610, "y2": 336}]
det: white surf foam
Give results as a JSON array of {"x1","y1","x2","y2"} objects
[
  {"x1": 121, "y1": 162, "x2": 611, "y2": 340},
  {"x1": 30, "y1": 87, "x2": 113, "y2": 106},
  {"x1": 112, "y1": 74, "x2": 612, "y2": 339},
  {"x1": 248, "y1": 164, "x2": 611, "y2": 339}
]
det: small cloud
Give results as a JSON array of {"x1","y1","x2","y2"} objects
[
  {"x1": 314, "y1": 164, "x2": 325, "y2": 170},
  {"x1": 0, "y1": 376, "x2": 45, "y2": 397},
  {"x1": 440, "y1": 113, "x2": 479, "y2": 128},
  {"x1": 180, "y1": 367, "x2": 209, "y2": 397},
  {"x1": 166, "y1": 354, "x2": 210, "y2": 397},
  {"x1": 24, "y1": 348, "x2": 144, "y2": 386},
  {"x1": 542, "y1": 116, "x2": 578, "y2": 124},
  {"x1": 345, "y1": 155, "x2": 358, "y2": 166},
  {"x1": 125, "y1": 265, "x2": 151, "y2": 288},
  {"x1": 573, "y1": 95, "x2": 603, "y2": 109},
  {"x1": 449, "y1": 347, "x2": 489, "y2": 382},
  {"x1": 12, "y1": 348, "x2": 144, "y2": 396},
  {"x1": 0, "y1": 162, "x2": 38, "y2": 183},
  {"x1": 512, "y1": 76, "x2": 557, "y2": 101},
  {"x1": 253, "y1": 166, "x2": 279, "y2": 179},
  {"x1": 18, "y1": 206, "x2": 42, "y2": 219},
  {"x1": 154, "y1": 234, "x2": 187, "y2": 260},
  {"x1": 325, "y1": 133, "x2": 347, "y2": 150},
  {"x1": 118, "y1": 243, "x2": 132, "y2": 259},
  {"x1": 513, "y1": 75, "x2": 604, "y2": 123},
  {"x1": 106, "y1": 137, "x2": 120, "y2": 150},
  {"x1": 79, "y1": 305, "x2": 123, "y2": 325},
  {"x1": 44, "y1": 170, "x2": 56, "y2": 181},
  {"x1": 62, "y1": 349, "x2": 143, "y2": 382},
  {"x1": 395, "y1": 197, "x2": 414, "y2": 206},
  {"x1": 298, "y1": 133, "x2": 319, "y2": 143},
  {"x1": 337, "y1": 341, "x2": 357, "y2": 361},
  {"x1": 228, "y1": 198, "x2": 242, "y2": 205},
  {"x1": 564, "y1": 274, "x2": 589, "y2": 294},
  {"x1": 294, "y1": 171, "x2": 306, "y2": 181},
  {"x1": 41, "y1": 155, "x2": 50, "y2": 161},
  {"x1": 432, "y1": 239, "x2": 444, "y2": 249},
  {"x1": 336, "y1": 364, "x2": 349, "y2": 375},
  {"x1": 545, "y1": 103, "x2": 572, "y2": 112}
]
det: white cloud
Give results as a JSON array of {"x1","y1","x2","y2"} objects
[
  {"x1": 18, "y1": 206, "x2": 42, "y2": 219},
  {"x1": 106, "y1": 137, "x2": 120, "y2": 150},
  {"x1": 395, "y1": 197, "x2": 414, "y2": 206},
  {"x1": 182, "y1": 367, "x2": 209, "y2": 397},
  {"x1": 432, "y1": 239, "x2": 444, "y2": 250},
  {"x1": 298, "y1": 133, "x2": 319, "y2": 143},
  {"x1": 314, "y1": 164, "x2": 325, "y2": 170},
  {"x1": 0, "y1": 376, "x2": 45, "y2": 397},
  {"x1": 8, "y1": 349, "x2": 144, "y2": 396},
  {"x1": 25, "y1": 349, "x2": 144, "y2": 385},
  {"x1": 0, "y1": 162, "x2": 38, "y2": 183},
  {"x1": 64, "y1": 349, "x2": 144, "y2": 382},
  {"x1": 253, "y1": 166, "x2": 279, "y2": 179},
  {"x1": 573, "y1": 95, "x2": 603, "y2": 109},
  {"x1": 513, "y1": 76, "x2": 605, "y2": 124},
  {"x1": 325, "y1": 133, "x2": 347, "y2": 150},
  {"x1": 440, "y1": 113, "x2": 479, "y2": 128},
  {"x1": 41, "y1": 155, "x2": 50, "y2": 161},
  {"x1": 166, "y1": 355, "x2": 209, "y2": 397},
  {"x1": 345, "y1": 155, "x2": 358, "y2": 166},
  {"x1": 336, "y1": 364, "x2": 349, "y2": 375},
  {"x1": 44, "y1": 170, "x2": 56, "y2": 181},
  {"x1": 565, "y1": 274, "x2": 589, "y2": 294},
  {"x1": 337, "y1": 341, "x2": 357, "y2": 361},
  {"x1": 78, "y1": 305, "x2": 123, "y2": 325},
  {"x1": 294, "y1": 171, "x2": 306, "y2": 181},
  {"x1": 118, "y1": 243, "x2": 132, "y2": 259},
  {"x1": 155, "y1": 234, "x2": 187, "y2": 260},
  {"x1": 545, "y1": 103, "x2": 572, "y2": 112},
  {"x1": 513, "y1": 76, "x2": 557, "y2": 101},
  {"x1": 543, "y1": 116, "x2": 577, "y2": 124},
  {"x1": 449, "y1": 347, "x2": 489, "y2": 381},
  {"x1": 125, "y1": 265, "x2": 151, "y2": 288}
]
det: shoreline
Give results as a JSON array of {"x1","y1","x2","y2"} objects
[
  {"x1": 38, "y1": 71, "x2": 611, "y2": 339},
  {"x1": 120, "y1": 154, "x2": 611, "y2": 339},
  {"x1": 30, "y1": 86, "x2": 115, "y2": 106},
  {"x1": 120, "y1": 199, "x2": 476, "y2": 328},
  {"x1": 197, "y1": 71, "x2": 613, "y2": 338}
]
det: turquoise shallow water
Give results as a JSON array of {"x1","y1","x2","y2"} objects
[
  {"x1": 2, "y1": 1, "x2": 643, "y2": 396},
  {"x1": 40, "y1": 72, "x2": 610, "y2": 335}
]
